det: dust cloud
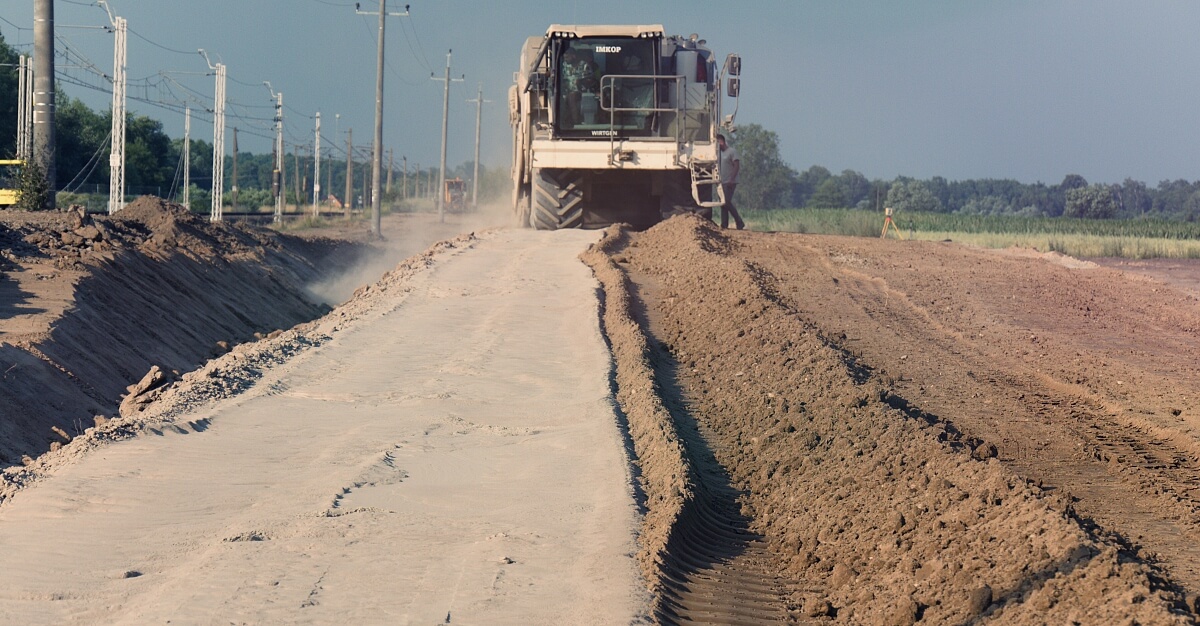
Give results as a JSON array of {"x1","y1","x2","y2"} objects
[{"x1": 304, "y1": 204, "x2": 514, "y2": 306}]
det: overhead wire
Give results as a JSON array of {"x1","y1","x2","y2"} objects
[{"x1": 61, "y1": 128, "x2": 112, "y2": 193}]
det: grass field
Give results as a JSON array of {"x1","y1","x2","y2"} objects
[{"x1": 743, "y1": 208, "x2": 1200, "y2": 259}]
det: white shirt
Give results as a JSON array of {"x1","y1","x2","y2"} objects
[{"x1": 719, "y1": 145, "x2": 740, "y2": 184}]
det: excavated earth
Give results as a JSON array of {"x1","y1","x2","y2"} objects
[
  {"x1": 0, "y1": 198, "x2": 366, "y2": 468},
  {"x1": 586, "y1": 215, "x2": 1199, "y2": 624}
]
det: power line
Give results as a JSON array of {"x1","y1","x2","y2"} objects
[{"x1": 127, "y1": 26, "x2": 194, "y2": 56}]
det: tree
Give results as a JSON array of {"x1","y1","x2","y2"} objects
[
  {"x1": 836, "y1": 169, "x2": 871, "y2": 207},
  {"x1": 806, "y1": 177, "x2": 845, "y2": 208},
  {"x1": 731, "y1": 123, "x2": 797, "y2": 210},
  {"x1": 0, "y1": 33, "x2": 19, "y2": 159},
  {"x1": 886, "y1": 179, "x2": 943, "y2": 213},
  {"x1": 792, "y1": 165, "x2": 830, "y2": 207},
  {"x1": 15, "y1": 149, "x2": 51, "y2": 210},
  {"x1": 1063, "y1": 184, "x2": 1117, "y2": 219},
  {"x1": 54, "y1": 95, "x2": 109, "y2": 191}
]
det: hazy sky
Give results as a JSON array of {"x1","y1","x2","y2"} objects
[{"x1": 4, "y1": 1, "x2": 1200, "y2": 185}]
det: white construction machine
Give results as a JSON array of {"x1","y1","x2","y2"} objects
[{"x1": 510, "y1": 24, "x2": 742, "y2": 229}]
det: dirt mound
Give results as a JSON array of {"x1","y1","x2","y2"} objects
[
  {"x1": 589, "y1": 215, "x2": 1190, "y2": 624},
  {"x1": 0, "y1": 199, "x2": 365, "y2": 468},
  {"x1": 0, "y1": 230, "x2": 480, "y2": 505}
]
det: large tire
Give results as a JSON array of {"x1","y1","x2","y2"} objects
[{"x1": 531, "y1": 169, "x2": 585, "y2": 230}]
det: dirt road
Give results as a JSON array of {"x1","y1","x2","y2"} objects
[{"x1": 0, "y1": 229, "x2": 649, "y2": 624}]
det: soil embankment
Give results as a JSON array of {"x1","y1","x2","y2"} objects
[
  {"x1": 0, "y1": 198, "x2": 365, "y2": 467},
  {"x1": 588, "y1": 215, "x2": 1194, "y2": 624}
]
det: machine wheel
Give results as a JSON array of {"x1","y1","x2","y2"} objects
[{"x1": 531, "y1": 168, "x2": 585, "y2": 230}]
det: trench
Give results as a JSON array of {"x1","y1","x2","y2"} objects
[{"x1": 628, "y1": 278, "x2": 799, "y2": 624}]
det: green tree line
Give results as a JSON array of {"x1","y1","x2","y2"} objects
[
  {"x1": 734, "y1": 122, "x2": 1200, "y2": 221},
  {"x1": 1, "y1": 32, "x2": 507, "y2": 211}
]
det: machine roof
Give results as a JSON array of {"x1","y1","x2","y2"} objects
[{"x1": 544, "y1": 24, "x2": 665, "y2": 38}]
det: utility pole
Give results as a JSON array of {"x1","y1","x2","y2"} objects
[
  {"x1": 183, "y1": 106, "x2": 190, "y2": 210},
  {"x1": 431, "y1": 50, "x2": 464, "y2": 222},
  {"x1": 99, "y1": 1, "x2": 126, "y2": 213},
  {"x1": 265, "y1": 82, "x2": 284, "y2": 223},
  {"x1": 313, "y1": 112, "x2": 321, "y2": 216},
  {"x1": 332, "y1": 113, "x2": 340, "y2": 206},
  {"x1": 466, "y1": 83, "x2": 491, "y2": 210},
  {"x1": 231, "y1": 127, "x2": 239, "y2": 211},
  {"x1": 344, "y1": 128, "x2": 353, "y2": 218},
  {"x1": 356, "y1": 1, "x2": 410, "y2": 238},
  {"x1": 33, "y1": 0, "x2": 56, "y2": 204},
  {"x1": 386, "y1": 148, "x2": 393, "y2": 196},
  {"x1": 362, "y1": 152, "x2": 371, "y2": 209},
  {"x1": 293, "y1": 143, "x2": 301, "y2": 213},
  {"x1": 200, "y1": 50, "x2": 225, "y2": 222},
  {"x1": 402, "y1": 155, "x2": 407, "y2": 201}
]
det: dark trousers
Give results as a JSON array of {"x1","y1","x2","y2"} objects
[{"x1": 721, "y1": 183, "x2": 744, "y2": 229}]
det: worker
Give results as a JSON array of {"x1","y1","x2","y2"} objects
[
  {"x1": 561, "y1": 49, "x2": 598, "y2": 128},
  {"x1": 717, "y1": 133, "x2": 744, "y2": 230}
]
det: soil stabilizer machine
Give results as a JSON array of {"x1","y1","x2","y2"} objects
[{"x1": 510, "y1": 25, "x2": 742, "y2": 229}]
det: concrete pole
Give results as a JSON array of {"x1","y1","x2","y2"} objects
[
  {"x1": 467, "y1": 83, "x2": 490, "y2": 210},
  {"x1": 386, "y1": 148, "x2": 393, "y2": 196},
  {"x1": 370, "y1": 0, "x2": 386, "y2": 237},
  {"x1": 436, "y1": 50, "x2": 452, "y2": 222},
  {"x1": 402, "y1": 155, "x2": 407, "y2": 201},
  {"x1": 33, "y1": 0, "x2": 56, "y2": 202}
]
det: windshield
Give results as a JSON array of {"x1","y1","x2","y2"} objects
[{"x1": 555, "y1": 37, "x2": 656, "y2": 137}]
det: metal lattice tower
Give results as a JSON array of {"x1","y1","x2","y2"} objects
[
  {"x1": 183, "y1": 106, "x2": 191, "y2": 210},
  {"x1": 16, "y1": 55, "x2": 32, "y2": 161},
  {"x1": 313, "y1": 112, "x2": 321, "y2": 216},
  {"x1": 107, "y1": 15, "x2": 127, "y2": 214},
  {"x1": 265, "y1": 83, "x2": 283, "y2": 224},
  {"x1": 200, "y1": 51, "x2": 226, "y2": 222}
]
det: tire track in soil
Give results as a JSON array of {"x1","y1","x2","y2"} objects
[{"x1": 638, "y1": 294, "x2": 795, "y2": 624}]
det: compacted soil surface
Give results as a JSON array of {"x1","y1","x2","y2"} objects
[
  {"x1": 4, "y1": 200, "x2": 1200, "y2": 624},
  {"x1": 587, "y1": 215, "x2": 1198, "y2": 624}
]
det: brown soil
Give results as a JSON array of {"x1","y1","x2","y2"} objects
[
  {"x1": 586, "y1": 215, "x2": 1197, "y2": 624},
  {"x1": 0, "y1": 198, "x2": 367, "y2": 467}
]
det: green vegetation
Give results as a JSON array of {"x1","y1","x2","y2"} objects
[
  {"x1": 744, "y1": 208, "x2": 1200, "y2": 259},
  {"x1": 733, "y1": 121, "x2": 1200, "y2": 221}
]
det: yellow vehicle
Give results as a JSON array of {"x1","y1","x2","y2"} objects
[
  {"x1": 444, "y1": 177, "x2": 467, "y2": 212},
  {"x1": 0, "y1": 159, "x2": 22, "y2": 207}
]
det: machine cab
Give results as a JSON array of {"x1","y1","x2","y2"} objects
[{"x1": 553, "y1": 35, "x2": 658, "y2": 138}]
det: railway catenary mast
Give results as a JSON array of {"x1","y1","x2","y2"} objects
[{"x1": 510, "y1": 24, "x2": 742, "y2": 230}]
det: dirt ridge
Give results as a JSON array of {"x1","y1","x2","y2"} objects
[
  {"x1": 0, "y1": 197, "x2": 366, "y2": 468},
  {"x1": 603, "y1": 214, "x2": 1191, "y2": 624},
  {"x1": 0, "y1": 229, "x2": 482, "y2": 507}
]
